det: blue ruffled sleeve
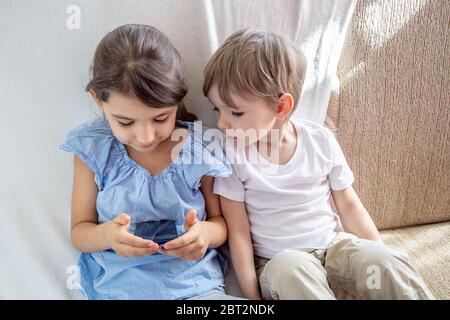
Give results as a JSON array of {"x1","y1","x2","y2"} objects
[
  {"x1": 179, "y1": 123, "x2": 232, "y2": 189},
  {"x1": 59, "y1": 118, "x2": 116, "y2": 190}
]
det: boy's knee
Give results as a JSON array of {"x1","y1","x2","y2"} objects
[
  {"x1": 350, "y1": 241, "x2": 418, "y2": 293},
  {"x1": 349, "y1": 241, "x2": 432, "y2": 299},
  {"x1": 263, "y1": 250, "x2": 324, "y2": 282},
  {"x1": 352, "y1": 241, "x2": 409, "y2": 272},
  {"x1": 260, "y1": 250, "x2": 334, "y2": 299}
]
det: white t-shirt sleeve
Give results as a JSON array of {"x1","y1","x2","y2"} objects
[
  {"x1": 213, "y1": 164, "x2": 246, "y2": 202},
  {"x1": 327, "y1": 129, "x2": 355, "y2": 190}
]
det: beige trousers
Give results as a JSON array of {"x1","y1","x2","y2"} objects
[{"x1": 254, "y1": 232, "x2": 434, "y2": 300}]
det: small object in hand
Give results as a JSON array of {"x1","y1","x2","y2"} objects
[{"x1": 134, "y1": 220, "x2": 179, "y2": 246}]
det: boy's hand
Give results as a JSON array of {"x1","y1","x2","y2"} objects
[
  {"x1": 107, "y1": 213, "x2": 160, "y2": 257},
  {"x1": 159, "y1": 209, "x2": 209, "y2": 260}
]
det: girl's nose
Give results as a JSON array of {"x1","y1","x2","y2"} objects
[{"x1": 136, "y1": 124, "x2": 155, "y2": 144}]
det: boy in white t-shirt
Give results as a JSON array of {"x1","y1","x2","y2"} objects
[{"x1": 203, "y1": 29, "x2": 433, "y2": 300}]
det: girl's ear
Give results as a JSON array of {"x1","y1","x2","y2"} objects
[
  {"x1": 89, "y1": 90, "x2": 103, "y2": 109},
  {"x1": 276, "y1": 93, "x2": 294, "y2": 122}
]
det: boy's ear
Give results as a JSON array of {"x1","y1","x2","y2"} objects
[
  {"x1": 276, "y1": 93, "x2": 294, "y2": 122},
  {"x1": 89, "y1": 89, "x2": 103, "y2": 109}
]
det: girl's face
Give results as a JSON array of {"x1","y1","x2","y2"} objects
[
  {"x1": 207, "y1": 85, "x2": 279, "y2": 147},
  {"x1": 93, "y1": 91, "x2": 178, "y2": 153}
]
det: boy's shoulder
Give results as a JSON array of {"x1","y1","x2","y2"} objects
[
  {"x1": 291, "y1": 117, "x2": 329, "y2": 131},
  {"x1": 291, "y1": 118, "x2": 334, "y2": 144}
]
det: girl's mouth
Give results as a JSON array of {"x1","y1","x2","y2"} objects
[{"x1": 139, "y1": 142, "x2": 154, "y2": 148}]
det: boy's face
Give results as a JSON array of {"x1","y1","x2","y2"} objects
[
  {"x1": 207, "y1": 85, "x2": 279, "y2": 147},
  {"x1": 92, "y1": 91, "x2": 178, "y2": 154}
]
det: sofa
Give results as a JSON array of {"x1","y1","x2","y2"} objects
[
  {"x1": 0, "y1": 0, "x2": 447, "y2": 299},
  {"x1": 326, "y1": 0, "x2": 449, "y2": 299}
]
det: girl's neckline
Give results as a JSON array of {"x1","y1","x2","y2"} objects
[{"x1": 108, "y1": 119, "x2": 193, "y2": 178}]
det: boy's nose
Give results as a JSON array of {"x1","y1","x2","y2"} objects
[{"x1": 217, "y1": 116, "x2": 230, "y2": 130}]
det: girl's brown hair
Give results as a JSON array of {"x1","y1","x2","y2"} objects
[{"x1": 86, "y1": 24, "x2": 196, "y2": 121}]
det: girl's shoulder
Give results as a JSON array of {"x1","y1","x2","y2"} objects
[
  {"x1": 176, "y1": 120, "x2": 225, "y2": 156},
  {"x1": 175, "y1": 120, "x2": 231, "y2": 189},
  {"x1": 59, "y1": 117, "x2": 119, "y2": 189},
  {"x1": 63, "y1": 117, "x2": 113, "y2": 142},
  {"x1": 60, "y1": 117, "x2": 116, "y2": 158}
]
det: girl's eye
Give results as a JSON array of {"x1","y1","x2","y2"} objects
[
  {"x1": 154, "y1": 116, "x2": 169, "y2": 123},
  {"x1": 231, "y1": 111, "x2": 244, "y2": 117},
  {"x1": 212, "y1": 107, "x2": 219, "y2": 112},
  {"x1": 118, "y1": 121, "x2": 134, "y2": 127}
]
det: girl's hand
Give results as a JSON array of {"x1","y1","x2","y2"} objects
[
  {"x1": 107, "y1": 213, "x2": 160, "y2": 257},
  {"x1": 159, "y1": 209, "x2": 209, "y2": 260}
]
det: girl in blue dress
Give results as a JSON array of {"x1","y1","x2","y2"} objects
[{"x1": 60, "y1": 24, "x2": 240, "y2": 300}]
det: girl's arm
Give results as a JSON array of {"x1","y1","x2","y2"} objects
[
  {"x1": 219, "y1": 196, "x2": 261, "y2": 300},
  {"x1": 71, "y1": 155, "x2": 110, "y2": 252},
  {"x1": 200, "y1": 176, "x2": 228, "y2": 247},
  {"x1": 332, "y1": 186, "x2": 383, "y2": 242},
  {"x1": 71, "y1": 155, "x2": 158, "y2": 255}
]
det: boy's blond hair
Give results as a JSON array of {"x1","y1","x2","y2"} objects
[{"x1": 203, "y1": 29, "x2": 306, "y2": 113}]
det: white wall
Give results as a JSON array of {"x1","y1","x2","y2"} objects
[{"x1": 0, "y1": 0, "x2": 354, "y2": 298}]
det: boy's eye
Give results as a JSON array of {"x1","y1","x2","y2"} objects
[
  {"x1": 154, "y1": 116, "x2": 169, "y2": 123},
  {"x1": 118, "y1": 121, "x2": 134, "y2": 127},
  {"x1": 231, "y1": 111, "x2": 244, "y2": 117}
]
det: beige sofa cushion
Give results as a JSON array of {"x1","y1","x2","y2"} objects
[
  {"x1": 332, "y1": 0, "x2": 450, "y2": 229},
  {"x1": 381, "y1": 222, "x2": 450, "y2": 299}
]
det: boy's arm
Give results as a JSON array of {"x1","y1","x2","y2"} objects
[
  {"x1": 220, "y1": 196, "x2": 261, "y2": 299},
  {"x1": 332, "y1": 186, "x2": 383, "y2": 242}
]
